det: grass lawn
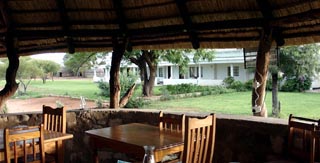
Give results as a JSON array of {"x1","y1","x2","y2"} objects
[
  {"x1": 145, "y1": 91, "x2": 320, "y2": 120},
  {"x1": 1, "y1": 78, "x2": 102, "y2": 100},
  {"x1": 1, "y1": 79, "x2": 320, "y2": 120}
]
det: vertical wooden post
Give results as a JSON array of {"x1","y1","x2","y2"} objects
[
  {"x1": 252, "y1": 27, "x2": 274, "y2": 117},
  {"x1": 109, "y1": 37, "x2": 125, "y2": 108},
  {"x1": 0, "y1": 32, "x2": 19, "y2": 110}
]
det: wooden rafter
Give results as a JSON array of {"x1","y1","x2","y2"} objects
[
  {"x1": 112, "y1": 0, "x2": 132, "y2": 50},
  {"x1": 175, "y1": 0, "x2": 199, "y2": 49},
  {"x1": 0, "y1": 1, "x2": 8, "y2": 33},
  {"x1": 56, "y1": 0, "x2": 74, "y2": 53},
  {"x1": 256, "y1": 0, "x2": 284, "y2": 46},
  {"x1": 256, "y1": 0, "x2": 274, "y2": 21},
  {"x1": 112, "y1": 0, "x2": 127, "y2": 35}
]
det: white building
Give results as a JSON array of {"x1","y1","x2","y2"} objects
[{"x1": 93, "y1": 49, "x2": 253, "y2": 86}]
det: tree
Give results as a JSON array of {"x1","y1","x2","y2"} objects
[
  {"x1": 35, "y1": 60, "x2": 60, "y2": 83},
  {"x1": 279, "y1": 44, "x2": 320, "y2": 91},
  {"x1": 63, "y1": 52, "x2": 107, "y2": 77},
  {"x1": 125, "y1": 49, "x2": 215, "y2": 97},
  {"x1": 16, "y1": 57, "x2": 42, "y2": 94}
]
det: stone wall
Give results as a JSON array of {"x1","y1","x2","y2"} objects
[{"x1": 0, "y1": 109, "x2": 288, "y2": 163}]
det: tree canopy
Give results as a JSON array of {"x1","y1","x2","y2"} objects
[
  {"x1": 280, "y1": 44, "x2": 320, "y2": 78},
  {"x1": 63, "y1": 52, "x2": 108, "y2": 77},
  {"x1": 279, "y1": 43, "x2": 320, "y2": 91}
]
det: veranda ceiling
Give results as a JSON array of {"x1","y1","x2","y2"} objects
[{"x1": 0, "y1": 0, "x2": 320, "y2": 57}]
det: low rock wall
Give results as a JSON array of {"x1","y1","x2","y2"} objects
[{"x1": 0, "y1": 109, "x2": 288, "y2": 163}]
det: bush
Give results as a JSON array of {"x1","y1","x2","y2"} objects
[
  {"x1": 97, "y1": 81, "x2": 110, "y2": 96},
  {"x1": 281, "y1": 76, "x2": 312, "y2": 92},
  {"x1": 223, "y1": 76, "x2": 235, "y2": 87},
  {"x1": 124, "y1": 96, "x2": 148, "y2": 108},
  {"x1": 160, "y1": 87, "x2": 175, "y2": 101},
  {"x1": 223, "y1": 77, "x2": 250, "y2": 92},
  {"x1": 97, "y1": 71, "x2": 139, "y2": 97},
  {"x1": 164, "y1": 84, "x2": 198, "y2": 94},
  {"x1": 230, "y1": 81, "x2": 247, "y2": 92}
]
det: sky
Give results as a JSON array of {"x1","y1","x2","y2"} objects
[{"x1": 30, "y1": 53, "x2": 65, "y2": 65}]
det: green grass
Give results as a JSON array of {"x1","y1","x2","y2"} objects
[
  {"x1": 1, "y1": 79, "x2": 102, "y2": 100},
  {"x1": 2, "y1": 79, "x2": 320, "y2": 120},
  {"x1": 145, "y1": 91, "x2": 320, "y2": 120},
  {"x1": 0, "y1": 78, "x2": 163, "y2": 100}
]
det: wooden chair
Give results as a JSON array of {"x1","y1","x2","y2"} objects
[
  {"x1": 182, "y1": 114, "x2": 216, "y2": 163},
  {"x1": 158, "y1": 111, "x2": 185, "y2": 163},
  {"x1": 159, "y1": 111, "x2": 185, "y2": 133},
  {"x1": 288, "y1": 114, "x2": 320, "y2": 163},
  {"x1": 42, "y1": 105, "x2": 66, "y2": 163},
  {"x1": 4, "y1": 124, "x2": 45, "y2": 163},
  {"x1": 42, "y1": 105, "x2": 66, "y2": 133}
]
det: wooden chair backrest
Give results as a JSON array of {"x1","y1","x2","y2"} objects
[
  {"x1": 42, "y1": 105, "x2": 66, "y2": 133},
  {"x1": 158, "y1": 111, "x2": 185, "y2": 132},
  {"x1": 4, "y1": 125, "x2": 45, "y2": 163},
  {"x1": 288, "y1": 114, "x2": 320, "y2": 163},
  {"x1": 182, "y1": 114, "x2": 216, "y2": 163}
]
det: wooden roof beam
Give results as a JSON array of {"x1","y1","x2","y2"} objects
[
  {"x1": 56, "y1": 0, "x2": 74, "y2": 53},
  {"x1": 175, "y1": 0, "x2": 199, "y2": 49},
  {"x1": 112, "y1": 0, "x2": 131, "y2": 51},
  {"x1": 256, "y1": 0, "x2": 284, "y2": 46},
  {"x1": 0, "y1": 1, "x2": 8, "y2": 33}
]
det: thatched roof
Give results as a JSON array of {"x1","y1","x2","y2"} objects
[{"x1": 1, "y1": 0, "x2": 320, "y2": 56}]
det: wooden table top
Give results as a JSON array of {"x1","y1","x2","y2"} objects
[{"x1": 85, "y1": 123, "x2": 183, "y2": 152}]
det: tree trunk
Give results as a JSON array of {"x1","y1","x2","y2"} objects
[
  {"x1": 130, "y1": 55, "x2": 146, "y2": 84},
  {"x1": 109, "y1": 38, "x2": 125, "y2": 108},
  {"x1": 251, "y1": 27, "x2": 274, "y2": 117},
  {"x1": 271, "y1": 72, "x2": 280, "y2": 117},
  {"x1": 42, "y1": 76, "x2": 46, "y2": 84},
  {"x1": 119, "y1": 83, "x2": 136, "y2": 107},
  {"x1": 142, "y1": 50, "x2": 157, "y2": 97},
  {"x1": 0, "y1": 35, "x2": 19, "y2": 110}
]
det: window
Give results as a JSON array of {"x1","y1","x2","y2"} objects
[
  {"x1": 189, "y1": 67, "x2": 199, "y2": 78},
  {"x1": 233, "y1": 66, "x2": 239, "y2": 77},
  {"x1": 158, "y1": 68, "x2": 163, "y2": 77},
  {"x1": 227, "y1": 66, "x2": 239, "y2": 77}
]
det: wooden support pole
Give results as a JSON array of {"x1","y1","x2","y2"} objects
[
  {"x1": 0, "y1": 32, "x2": 19, "y2": 110},
  {"x1": 109, "y1": 37, "x2": 125, "y2": 109},
  {"x1": 251, "y1": 27, "x2": 274, "y2": 117}
]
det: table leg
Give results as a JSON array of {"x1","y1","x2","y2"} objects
[
  {"x1": 94, "y1": 149, "x2": 99, "y2": 163},
  {"x1": 56, "y1": 140, "x2": 64, "y2": 163},
  {"x1": 89, "y1": 137, "x2": 99, "y2": 163}
]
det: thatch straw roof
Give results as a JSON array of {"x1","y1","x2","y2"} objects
[{"x1": 1, "y1": 0, "x2": 320, "y2": 56}]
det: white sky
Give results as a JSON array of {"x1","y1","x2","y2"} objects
[{"x1": 30, "y1": 53, "x2": 65, "y2": 65}]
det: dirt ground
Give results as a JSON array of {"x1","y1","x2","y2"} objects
[{"x1": 5, "y1": 96, "x2": 98, "y2": 113}]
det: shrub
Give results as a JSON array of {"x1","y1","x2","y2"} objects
[
  {"x1": 281, "y1": 76, "x2": 312, "y2": 92},
  {"x1": 97, "y1": 71, "x2": 139, "y2": 97},
  {"x1": 223, "y1": 76, "x2": 235, "y2": 87},
  {"x1": 160, "y1": 88, "x2": 175, "y2": 101},
  {"x1": 124, "y1": 96, "x2": 148, "y2": 108},
  {"x1": 230, "y1": 81, "x2": 247, "y2": 92},
  {"x1": 95, "y1": 98, "x2": 103, "y2": 108},
  {"x1": 165, "y1": 84, "x2": 197, "y2": 94}
]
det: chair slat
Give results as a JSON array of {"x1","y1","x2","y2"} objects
[
  {"x1": 288, "y1": 114, "x2": 320, "y2": 163},
  {"x1": 4, "y1": 125, "x2": 45, "y2": 163},
  {"x1": 183, "y1": 114, "x2": 216, "y2": 163},
  {"x1": 42, "y1": 105, "x2": 66, "y2": 162},
  {"x1": 158, "y1": 111, "x2": 185, "y2": 162}
]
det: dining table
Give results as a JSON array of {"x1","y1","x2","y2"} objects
[
  {"x1": 85, "y1": 123, "x2": 184, "y2": 163},
  {"x1": 0, "y1": 129, "x2": 74, "y2": 163}
]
